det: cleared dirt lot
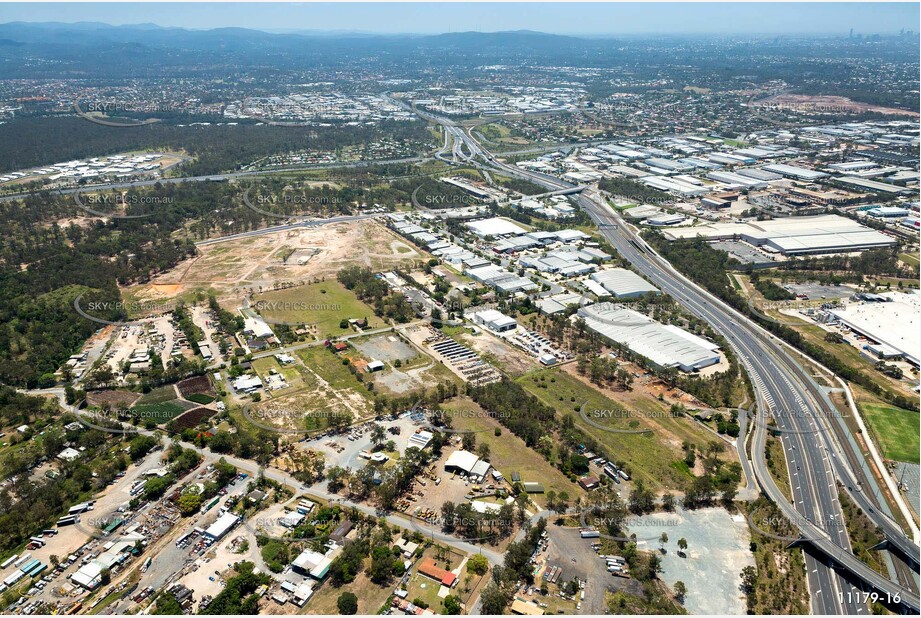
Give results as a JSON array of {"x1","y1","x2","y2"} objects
[
  {"x1": 626, "y1": 507, "x2": 754, "y2": 615},
  {"x1": 125, "y1": 220, "x2": 422, "y2": 310},
  {"x1": 351, "y1": 334, "x2": 418, "y2": 363}
]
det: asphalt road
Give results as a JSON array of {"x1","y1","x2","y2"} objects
[
  {"x1": 576, "y1": 192, "x2": 919, "y2": 614},
  {"x1": 423, "y1": 114, "x2": 921, "y2": 612}
]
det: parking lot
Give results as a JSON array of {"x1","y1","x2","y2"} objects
[
  {"x1": 711, "y1": 240, "x2": 776, "y2": 265},
  {"x1": 299, "y1": 413, "x2": 424, "y2": 473},
  {"x1": 784, "y1": 281, "x2": 855, "y2": 300},
  {"x1": 543, "y1": 526, "x2": 642, "y2": 615}
]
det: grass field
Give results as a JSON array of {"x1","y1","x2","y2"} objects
[
  {"x1": 517, "y1": 368, "x2": 719, "y2": 492},
  {"x1": 860, "y1": 402, "x2": 920, "y2": 463},
  {"x1": 136, "y1": 384, "x2": 179, "y2": 405},
  {"x1": 446, "y1": 397, "x2": 582, "y2": 505},
  {"x1": 298, "y1": 345, "x2": 371, "y2": 396},
  {"x1": 769, "y1": 312, "x2": 913, "y2": 401},
  {"x1": 305, "y1": 568, "x2": 394, "y2": 615},
  {"x1": 254, "y1": 281, "x2": 385, "y2": 337},
  {"x1": 899, "y1": 252, "x2": 920, "y2": 267}
]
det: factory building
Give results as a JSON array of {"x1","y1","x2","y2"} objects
[
  {"x1": 834, "y1": 176, "x2": 913, "y2": 195},
  {"x1": 829, "y1": 292, "x2": 921, "y2": 367},
  {"x1": 472, "y1": 309, "x2": 518, "y2": 333},
  {"x1": 761, "y1": 163, "x2": 827, "y2": 181},
  {"x1": 664, "y1": 214, "x2": 895, "y2": 256},
  {"x1": 204, "y1": 512, "x2": 240, "y2": 542},
  {"x1": 706, "y1": 170, "x2": 768, "y2": 189},
  {"x1": 590, "y1": 269, "x2": 660, "y2": 299},
  {"x1": 577, "y1": 304, "x2": 721, "y2": 372},
  {"x1": 465, "y1": 217, "x2": 529, "y2": 238},
  {"x1": 444, "y1": 449, "x2": 491, "y2": 479}
]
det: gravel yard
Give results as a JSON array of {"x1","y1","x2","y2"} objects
[{"x1": 627, "y1": 507, "x2": 754, "y2": 615}]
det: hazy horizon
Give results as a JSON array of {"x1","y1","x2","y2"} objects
[{"x1": 1, "y1": 2, "x2": 917, "y2": 36}]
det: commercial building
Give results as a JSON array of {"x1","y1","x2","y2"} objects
[
  {"x1": 466, "y1": 217, "x2": 529, "y2": 238},
  {"x1": 444, "y1": 449, "x2": 491, "y2": 478},
  {"x1": 72, "y1": 562, "x2": 104, "y2": 590},
  {"x1": 706, "y1": 170, "x2": 768, "y2": 188},
  {"x1": 640, "y1": 175, "x2": 709, "y2": 196},
  {"x1": 473, "y1": 309, "x2": 518, "y2": 332},
  {"x1": 829, "y1": 291, "x2": 921, "y2": 367},
  {"x1": 834, "y1": 176, "x2": 913, "y2": 195},
  {"x1": 537, "y1": 292, "x2": 584, "y2": 315},
  {"x1": 465, "y1": 264, "x2": 538, "y2": 293},
  {"x1": 204, "y1": 512, "x2": 240, "y2": 542},
  {"x1": 645, "y1": 213, "x2": 686, "y2": 226},
  {"x1": 577, "y1": 303, "x2": 721, "y2": 372},
  {"x1": 407, "y1": 429, "x2": 433, "y2": 450},
  {"x1": 590, "y1": 269, "x2": 660, "y2": 299},
  {"x1": 664, "y1": 214, "x2": 896, "y2": 256},
  {"x1": 292, "y1": 549, "x2": 333, "y2": 580},
  {"x1": 867, "y1": 206, "x2": 911, "y2": 218},
  {"x1": 232, "y1": 374, "x2": 263, "y2": 393},
  {"x1": 761, "y1": 163, "x2": 827, "y2": 181}
]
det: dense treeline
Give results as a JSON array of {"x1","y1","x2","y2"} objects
[
  {"x1": 0, "y1": 188, "x2": 200, "y2": 386},
  {"x1": 0, "y1": 389, "x2": 131, "y2": 554},
  {"x1": 0, "y1": 116, "x2": 432, "y2": 176},
  {"x1": 0, "y1": 174, "x2": 429, "y2": 387},
  {"x1": 644, "y1": 233, "x2": 918, "y2": 411},
  {"x1": 337, "y1": 266, "x2": 414, "y2": 323},
  {"x1": 779, "y1": 248, "x2": 915, "y2": 281},
  {"x1": 750, "y1": 273, "x2": 795, "y2": 301},
  {"x1": 598, "y1": 177, "x2": 671, "y2": 204},
  {"x1": 467, "y1": 379, "x2": 556, "y2": 447},
  {"x1": 492, "y1": 175, "x2": 546, "y2": 196}
]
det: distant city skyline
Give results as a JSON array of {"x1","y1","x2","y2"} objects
[{"x1": 1, "y1": 2, "x2": 918, "y2": 35}]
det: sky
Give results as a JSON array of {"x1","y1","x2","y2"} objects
[{"x1": 1, "y1": 2, "x2": 917, "y2": 35}]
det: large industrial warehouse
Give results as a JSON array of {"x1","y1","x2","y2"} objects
[
  {"x1": 590, "y1": 268, "x2": 660, "y2": 299},
  {"x1": 829, "y1": 291, "x2": 921, "y2": 367},
  {"x1": 664, "y1": 214, "x2": 895, "y2": 255},
  {"x1": 577, "y1": 303, "x2": 722, "y2": 371}
]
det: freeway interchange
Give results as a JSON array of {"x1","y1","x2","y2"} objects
[
  {"x1": 420, "y1": 112, "x2": 920, "y2": 613},
  {"x1": 13, "y1": 103, "x2": 919, "y2": 614}
]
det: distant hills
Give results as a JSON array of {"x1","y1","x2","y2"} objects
[
  {"x1": 0, "y1": 21, "x2": 595, "y2": 49},
  {"x1": 0, "y1": 22, "x2": 612, "y2": 77}
]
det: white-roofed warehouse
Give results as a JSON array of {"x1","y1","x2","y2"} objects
[
  {"x1": 577, "y1": 303, "x2": 721, "y2": 372},
  {"x1": 590, "y1": 269, "x2": 660, "y2": 299}
]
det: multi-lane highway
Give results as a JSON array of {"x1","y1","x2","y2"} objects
[{"x1": 419, "y1": 112, "x2": 920, "y2": 612}]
